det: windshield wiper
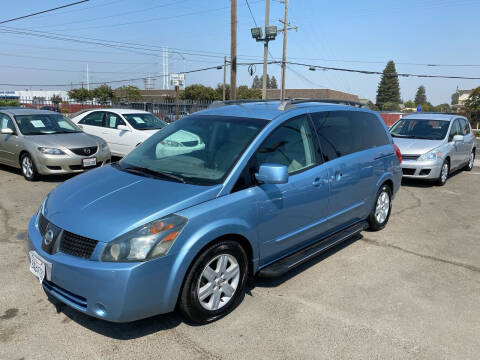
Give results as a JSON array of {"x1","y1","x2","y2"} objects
[{"x1": 121, "y1": 165, "x2": 186, "y2": 183}]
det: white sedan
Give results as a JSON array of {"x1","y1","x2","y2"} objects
[{"x1": 71, "y1": 109, "x2": 167, "y2": 157}]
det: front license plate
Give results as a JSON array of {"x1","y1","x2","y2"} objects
[
  {"x1": 82, "y1": 158, "x2": 97, "y2": 167},
  {"x1": 29, "y1": 251, "x2": 46, "y2": 283}
]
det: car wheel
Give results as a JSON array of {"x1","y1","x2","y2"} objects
[
  {"x1": 179, "y1": 240, "x2": 248, "y2": 324},
  {"x1": 21, "y1": 153, "x2": 39, "y2": 181},
  {"x1": 367, "y1": 184, "x2": 392, "y2": 231},
  {"x1": 464, "y1": 150, "x2": 475, "y2": 171},
  {"x1": 437, "y1": 160, "x2": 449, "y2": 186}
]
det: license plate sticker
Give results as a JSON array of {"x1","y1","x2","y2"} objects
[
  {"x1": 29, "y1": 251, "x2": 46, "y2": 283},
  {"x1": 82, "y1": 158, "x2": 97, "y2": 167}
]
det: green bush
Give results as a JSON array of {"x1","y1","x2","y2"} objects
[{"x1": 0, "y1": 99, "x2": 20, "y2": 107}]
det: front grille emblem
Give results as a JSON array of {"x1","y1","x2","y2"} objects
[
  {"x1": 44, "y1": 229, "x2": 54, "y2": 246},
  {"x1": 84, "y1": 148, "x2": 91, "y2": 155}
]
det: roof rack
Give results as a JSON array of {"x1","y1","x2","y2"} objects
[
  {"x1": 208, "y1": 99, "x2": 279, "y2": 109},
  {"x1": 277, "y1": 98, "x2": 367, "y2": 111}
]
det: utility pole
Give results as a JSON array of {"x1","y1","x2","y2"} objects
[
  {"x1": 280, "y1": 0, "x2": 288, "y2": 101},
  {"x1": 230, "y1": 0, "x2": 237, "y2": 100},
  {"x1": 262, "y1": 0, "x2": 270, "y2": 100},
  {"x1": 175, "y1": 85, "x2": 179, "y2": 120},
  {"x1": 223, "y1": 56, "x2": 227, "y2": 101},
  {"x1": 86, "y1": 64, "x2": 89, "y2": 91}
]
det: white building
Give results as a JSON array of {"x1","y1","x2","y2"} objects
[{"x1": 0, "y1": 90, "x2": 70, "y2": 103}]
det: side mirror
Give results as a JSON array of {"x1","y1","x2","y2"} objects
[
  {"x1": 255, "y1": 164, "x2": 289, "y2": 184},
  {"x1": 117, "y1": 125, "x2": 130, "y2": 131},
  {"x1": 1, "y1": 128, "x2": 14, "y2": 135},
  {"x1": 453, "y1": 134, "x2": 464, "y2": 143}
]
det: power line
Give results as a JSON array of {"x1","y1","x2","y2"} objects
[{"x1": 0, "y1": 1, "x2": 89, "y2": 25}]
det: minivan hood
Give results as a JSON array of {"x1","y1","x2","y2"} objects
[
  {"x1": 44, "y1": 165, "x2": 221, "y2": 242},
  {"x1": 26, "y1": 132, "x2": 100, "y2": 148},
  {"x1": 392, "y1": 137, "x2": 444, "y2": 155}
]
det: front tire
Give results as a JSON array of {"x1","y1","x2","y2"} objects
[
  {"x1": 179, "y1": 240, "x2": 248, "y2": 323},
  {"x1": 367, "y1": 184, "x2": 392, "y2": 231},
  {"x1": 437, "y1": 160, "x2": 449, "y2": 186},
  {"x1": 20, "y1": 153, "x2": 39, "y2": 181},
  {"x1": 464, "y1": 150, "x2": 475, "y2": 171}
]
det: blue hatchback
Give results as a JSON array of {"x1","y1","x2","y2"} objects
[{"x1": 27, "y1": 100, "x2": 402, "y2": 323}]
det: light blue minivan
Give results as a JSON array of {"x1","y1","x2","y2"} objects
[{"x1": 28, "y1": 100, "x2": 402, "y2": 323}]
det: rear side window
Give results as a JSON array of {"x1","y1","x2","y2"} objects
[
  {"x1": 80, "y1": 111, "x2": 104, "y2": 127},
  {"x1": 310, "y1": 111, "x2": 389, "y2": 162}
]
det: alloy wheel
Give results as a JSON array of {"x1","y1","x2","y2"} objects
[
  {"x1": 22, "y1": 156, "x2": 33, "y2": 178},
  {"x1": 375, "y1": 190, "x2": 390, "y2": 224},
  {"x1": 441, "y1": 163, "x2": 449, "y2": 183},
  {"x1": 197, "y1": 253, "x2": 240, "y2": 311}
]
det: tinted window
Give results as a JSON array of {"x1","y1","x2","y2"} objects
[
  {"x1": 253, "y1": 115, "x2": 316, "y2": 174},
  {"x1": 448, "y1": 120, "x2": 461, "y2": 142},
  {"x1": 390, "y1": 118, "x2": 450, "y2": 141},
  {"x1": 105, "y1": 112, "x2": 126, "y2": 129},
  {"x1": 311, "y1": 111, "x2": 389, "y2": 162},
  {"x1": 80, "y1": 111, "x2": 104, "y2": 127}
]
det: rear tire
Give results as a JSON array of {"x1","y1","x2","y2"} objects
[
  {"x1": 20, "y1": 153, "x2": 39, "y2": 181},
  {"x1": 437, "y1": 160, "x2": 449, "y2": 186},
  {"x1": 367, "y1": 184, "x2": 392, "y2": 231},
  {"x1": 179, "y1": 240, "x2": 248, "y2": 324},
  {"x1": 464, "y1": 150, "x2": 475, "y2": 172}
]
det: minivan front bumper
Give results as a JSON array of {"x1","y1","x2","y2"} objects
[{"x1": 27, "y1": 215, "x2": 177, "y2": 322}]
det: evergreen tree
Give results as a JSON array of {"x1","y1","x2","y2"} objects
[
  {"x1": 252, "y1": 75, "x2": 261, "y2": 89},
  {"x1": 269, "y1": 75, "x2": 278, "y2": 89},
  {"x1": 415, "y1": 85, "x2": 427, "y2": 105},
  {"x1": 376, "y1": 61, "x2": 401, "y2": 109}
]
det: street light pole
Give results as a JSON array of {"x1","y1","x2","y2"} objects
[
  {"x1": 280, "y1": 0, "x2": 289, "y2": 101},
  {"x1": 230, "y1": 0, "x2": 237, "y2": 100},
  {"x1": 223, "y1": 56, "x2": 227, "y2": 101},
  {"x1": 262, "y1": 0, "x2": 270, "y2": 100}
]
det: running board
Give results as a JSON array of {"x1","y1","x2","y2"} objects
[{"x1": 257, "y1": 221, "x2": 368, "y2": 278}]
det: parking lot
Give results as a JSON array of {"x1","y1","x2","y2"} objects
[{"x1": 0, "y1": 163, "x2": 478, "y2": 360}]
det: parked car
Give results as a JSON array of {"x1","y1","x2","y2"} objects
[
  {"x1": 40, "y1": 105, "x2": 60, "y2": 113},
  {"x1": 390, "y1": 114, "x2": 476, "y2": 185},
  {"x1": 71, "y1": 109, "x2": 167, "y2": 157},
  {"x1": 0, "y1": 108, "x2": 111, "y2": 180},
  {"x1": 27, "y1": 100, "x2": 402, "y2": 323}
]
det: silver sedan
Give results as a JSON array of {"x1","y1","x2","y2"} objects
[
  {"x1": 390, "y1": 113, "x2": 476, "y2": 185},
  {"x1": 0, "y1": 108, "x2": 111, "y2": 181}
]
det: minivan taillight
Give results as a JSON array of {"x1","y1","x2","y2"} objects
[{"x1": 393, "y1": 144, "x2": 402, "y2": 164}]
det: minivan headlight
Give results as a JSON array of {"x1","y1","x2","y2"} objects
[
  {"x1": 419, "y1": 149, "x2": 442, "y2": 161},
  {"x1": 101, "y1": 214, "x2": 187, "y2": 262}
]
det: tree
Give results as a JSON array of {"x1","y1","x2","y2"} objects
[
  {"x1": 117, "y1": 85, "x2": 142, "y2": 102},
  {"x1": 50, "y1": 94, "x2": 62, "y2": 105},
  {"x1": 181, "y1": 84, "x2": 216, "y2": 101},
  {"x1": 214, "y1": 83, "x2": 230, "y2": 100},
  {"x1": 376, "y1": 60, "x2": 401, "y2": 109},
  {"x1": 451, "y1": 91, "x2": 459, "y2": 105},
  {"x1": 237, "y1": 85, "x2": 261, "y2": 99},
  {"x1": 269, "y1": 75, "x2": 278, "y2": 89},
  {"x1": 434, "y1": 103, "x2": 451, "y2": 113},
  {"x1": 92, "y1": 85, "x2": 116, "y2": 105},
  {"x1": 381, "y1": 101, "x2": 400, "y2": 111},
  {"x1": 415, "y1": 85, "x2": 427, "y2": 105},
  {"x1": 465, "y1": 87, "x2": 480, "y2": 111},
  {"x1": 366, "y1": 100, "x2": 378, "y2": 110},
  {"x1": 404, "y1": 100, "x2": 416, "y2": 108},
  {"x1": 68, "y1": 88, "x2": 92, "y2": 104},
  {"x1": 252, "y1": 75, "x2": 261, "y2": 89}
]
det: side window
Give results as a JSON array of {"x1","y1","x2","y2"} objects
[
  {"x1": 0, "y1": 114, "x2": 15, "y2": 131},
  {"x1": 460, "y1": 118, "x2": 471, "y2": 135},
  {"x1": 80, "y1": 112, "x2": 104, "y2": 127},
  {"x1": 105, "y1": 112, "x2": 126, "y2": 129},
  {"x1": 448, "y1": 120, "x2": 461, "y2": 142},
  {"x1": 253, "y1": 115, "x2": 316, "y2": 174},
  {"x1": 310, "y1": 110, "x2": 386, "y2": 162}
]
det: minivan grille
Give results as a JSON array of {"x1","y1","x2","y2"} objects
[
  {"x1": 70, "y1": 146, "x2": 98, "y2": 156},
  {"x1": 60, "y1": 231, "x2": 98, "y2": 259}
]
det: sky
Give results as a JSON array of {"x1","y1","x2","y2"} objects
[{"x1": 1, "y1": 0, "x2": 480, "y2": 104}]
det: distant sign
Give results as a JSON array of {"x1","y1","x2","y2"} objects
[
  {"x1": 416, "y1": 105, "x2": 422, "y2": 112},
  {"x1": 170, "y1": 73, "x2": 185, "y2": 87}
]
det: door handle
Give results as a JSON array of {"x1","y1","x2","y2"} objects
[{"x1": 312, "y1": 177, "x2": 322, "y2": 187}]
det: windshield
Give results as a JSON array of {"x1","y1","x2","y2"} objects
[
  {"x1": 119, "y1": 115, "x2": 268, "y2": 185},
  {"x1": 123, "y1": 113, "x2": 167, "y2": 130},
  {"x1": 15, "y1": 113, "x2": 81, "y2": 135},
  {"x1": 390, "y1": 118, "x2": 450, "y2": 140}
]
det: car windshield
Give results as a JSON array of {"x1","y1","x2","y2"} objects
[
  {"x1": 122, "y1": 113, "x2": 167, "y2": 130},
  {"x1": 14, "y1": 113, "x2": 81, "y2": 135},
  {"x1": 389, "y1": 118, "x2": 450, "y2": 140},
  {"x1": 118, "y1": 115, "x2": 268, "y2": 185}
]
